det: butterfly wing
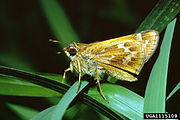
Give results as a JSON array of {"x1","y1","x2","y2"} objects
[
  {"x1": 98, "y1": 62, "x2": 138, "y2": 81},
  {"x1": 82, "y1": 30, "x2": 159, "y2": 62},
  {"x1": 80, "y1": 30, "x2": 158, "y2": 74},
  {"x1": 92, "y1": 40, "x2": 145, "y2": 75},
  {"x1": 116, "y1": 30, "x2": 159, "y2": 62},
  {"x1": 77, "y1": 30, "x2": 158, "y2": 81}
]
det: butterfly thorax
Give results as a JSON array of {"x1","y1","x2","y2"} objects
[{"x1": 64, "y1": 42, "x2": 105, "y2": 78}]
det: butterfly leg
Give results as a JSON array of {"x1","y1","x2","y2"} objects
[
  {"x1": 77, "y1": 58, "x2": 81, "y2": 92},
  {"x1": 96, "y1": 69, "x2": 109, "y2": 103},
  {"x1": 72, "y1": 61, "x2": 78, "y2": 73},
  {"x1": 63, "y1": 67, "x2": 71, "y2": 82}
]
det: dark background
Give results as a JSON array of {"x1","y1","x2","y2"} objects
[{"x1": 0, "y1": 0, "x2": 179, "y2": 115}]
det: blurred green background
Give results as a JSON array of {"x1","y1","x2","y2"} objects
[{"x1": 0, "y1": 0, "x2": 179, "y2": 119}]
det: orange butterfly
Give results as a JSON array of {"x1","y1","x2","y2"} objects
[{"x1": 51, "y1": 30, "x2": 159, "y2": 102}]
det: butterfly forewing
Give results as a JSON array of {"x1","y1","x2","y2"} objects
[
  {"x1": 92, "y1": 41, "x2": 145, "y2": 75},
  {"x1": 111, "y1": 30, "x2": 159, "y2": 62},
  {"x1": 77, "y1": 30, "x2": 159, "y2": 81},
  {"x1": 136, "y1": 30, "x2": 159, "y2": 62}
]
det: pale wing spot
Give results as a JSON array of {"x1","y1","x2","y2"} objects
[
  {"x1": 142, "y1": 40, "x2": 149, "y2": 48},
  {"x1": 156, "y1": 36, "x2": 159, "y2": 41},
  {"x1": 143, "y1": 44, "x2": 147, "y2": 48},
  {"x1": 101, "y1": 49, "x2": 105, "y2": 52},
  {"x1": 117, "y1": 44, "x2": 124, "y2": 48},
  {"x1": 136, "y1": 33, "x2": 142, "y2": 40},
  {"x1": 155, "y1": 36, "x2": 159, "y2": 48},
  {"x1": 124, "y1": 55, "x2": 132, "y2": 61},
  {"x1": 117, "y1": 43, "x2": 130, "y2": 52},
  {"x1": 124, "y1": 52, "x2": 137, "y2": 62},
  {"x1": 131, "y1": 52, "x2": 137, "y2": 57},
  {"x1": 112, "y1": 55, "x2": 115, "y2": 58},
  {"x1": 154, "y1": 36, "x2": 159, "y2": 48},
  {"x1": 122, "y1": 59, "x2": 126, "y2": 64},
  {"x1": 124, "y1": 47, "x2": 131, "y2": 52}
]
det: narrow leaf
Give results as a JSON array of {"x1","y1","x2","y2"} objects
[
  {"x1": 88, "y1": 84, "x2": 144, "y2": 120},
  {"x1": 0, "y1": 66, "x2": 69, "y2": 94},
  {"x1": 31, "y1": 105, "x2": 56, "y2": 120},
  {"x1": 51, "y1": 81, "x2": 88, "y2": 120},
  {"x1": 0, "y1": 76, "x2": 61, "y2": 97},
  {"x1": 39, "y1": 0, "x2": 80, "y2": 46},
  {"x1": 136, "y1": 0, "x2": 180, "y2": 33},
  {"x1": 0, "y1": 66, "x2": 121, "y2": 120},
  {"x1": 0, "y1": 51, "x2": 35, "y2": 72},
  {"x1": 144, "y1": 18, "x2": 177, "y2": 114},
  {"x1": 7, "y1": 103, "x2": 39, "y2": 120},
  {"x1": 166, "y1": 82, "x2": 180, "y2": 100}
]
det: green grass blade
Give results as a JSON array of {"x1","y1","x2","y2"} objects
[
  {"x1": 7, "y1": 103, "x2": 39, "y2": 120},
  {"x1": 39, "y1": 0, "x2": 80, "y2": 46},
  {"x1": 0, "y1": 51, "x2": 35, "y2": 72},
  {"x1": 32, "y1": 82, "x2": 106, "y2": 120},
  {"x1": 166, "y1": 82, "x2": 180, "y2": 101},
  {"x1": 88, "y1": 84, "x2": 144, "y2": 120},
  {"x1": 0, "y1": 76, "x2": 61, "y2": 97},
  {"x1": 136, "y1": 0, "x2": 180, "y2": 33},
  {"x1": 143, "y1": 18, "x2": 177, "y2": 114},
  {"x1": 32, "y1": 94, "x2": 123, "y2": 120},
  {"x1": 31, "y1": 105, "x2": 56, "y2": 120},
  {"x1": 0, "y1": 66, "x2": 121, "y2": 120},
  {"x1": 51, "y1": 81, "x2": 88, "y2": 120},
  {"x1": 0, "y1": 66, "x2": 69, "y2": 94}
]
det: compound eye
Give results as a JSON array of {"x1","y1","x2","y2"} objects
[{"x1": 68, "y1": 48, "x2": 76, "y2": 56}]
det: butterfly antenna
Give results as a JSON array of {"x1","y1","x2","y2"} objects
[
  {"x1": 49, "y1": 39, "x2": 67, "y2": 55},
  {"x1": 49, "y1": 39, "x2": 68, "y2": 45},
  {"x1": 57, "y1": 51, "x2": 62, "y2": 54}
]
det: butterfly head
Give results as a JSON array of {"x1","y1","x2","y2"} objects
[{"x1": 64, "y1": 42, "x2": 79, "y2": 60}]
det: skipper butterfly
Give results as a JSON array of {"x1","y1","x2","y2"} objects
[{"x1": 51, "y1": 30, "x2": 159, "y2": 102}]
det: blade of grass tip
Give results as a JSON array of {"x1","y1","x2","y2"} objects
[
  {"x1": 136, "y1": 0, "x2": 180, "y2": 33},
  {"x1": 51, "y1": 81, "x2": 89, "y2": 120},
  {"x1": 7, "y1": 103, "x2": 39, "y2": 120},
  {"x1": 166, "y1": 82, "x2": 180, "y2": 101},
  {"x1": 144, "y1": 18, "x2": 177, "y2": 114},
  {"x1": 31, "y1": 105, "x2": 56, "y2": 120},
  {"x1": 39, "y1": 0, "x2": 80, "y2": 47}
]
